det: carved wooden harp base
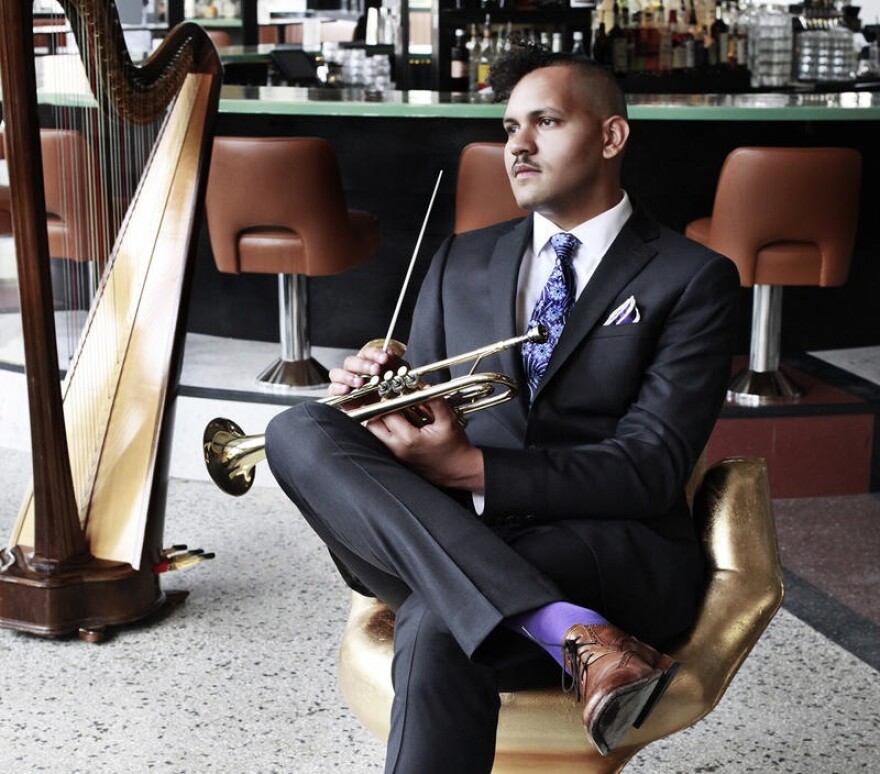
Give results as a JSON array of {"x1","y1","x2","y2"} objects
[{"x1": 0, "y1": 548, "x2": 186, "y2": 642}]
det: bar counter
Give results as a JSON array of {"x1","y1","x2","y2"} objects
[
  {"x1": 218, "y1": 84, "x2": 880, "y2": 121},
  {"x1": 6, "y1": 61, "x2": 876, "y2": 354},
  {"x1": 199, "y1": 86, "x2": 880, "y2": 356}
]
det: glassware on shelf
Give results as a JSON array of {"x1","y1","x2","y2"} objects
[
  {"x1": 794, "y1": 27, "x2": 857, "y2": 82},
  {"x1": 746, "y1": 3, "x2": 793, "y2": 88}
]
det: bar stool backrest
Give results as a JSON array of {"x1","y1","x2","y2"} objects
[
  {"x1": 206, "y1": 136, "x2": 377, "y2": 277},
  {"x1": 41, "y1": 129, "x2": 95, "y2": 264},
  {"x1": 0, "y1": 129, "x2": 95, "y2": 261},
  {"x1": 704, "y1": 147, "x2": 861, "y2": 287},
  {"x1": 454, "y1": 143, "x2": 526, "y2": 234}
]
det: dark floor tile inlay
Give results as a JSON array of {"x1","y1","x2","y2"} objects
[
  {"x1": 782, "y1": 568, "x2": 880, "y2": 672},
  {"x1": 773, "y1": 494, "x2": 880, "y2": 626}
]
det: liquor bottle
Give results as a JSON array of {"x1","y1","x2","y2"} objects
[
  {"x1": 726, "y1": 0, "x2": 747, "y2": 68},
  {"x1": 501, "y1": 21, "x2": 514, "y2": 54},
  {"x1": 669, "y1": 8, "x2": 687, "y2": 70},
  {"x1": 640, "y1": 6, "x2": 660, "y2": 72},
  {"x1": 610, "y1": 2, "x2": 629, "y2": 74},
  {"x1": 467, "y1": 23, "x2": 481, "y2": 91},
  {"x1": 693, "y1": 23, "x2": 708, "y2": 68},
  {"x1": 450, "y1": 28, "x2": 470, "y2": 92},
  {"x1": 571, "y1": 29, "x2": 586, "y2": 55},
  {"x1": 711, "y1": 1, "x2": 730, "y2": 67},
  {"x1": 592, "y1": 22, "x2": 609, "y2": 66},
  {"x1": 687, "y1": 0, "x2": 698, "y2": 29},
  {"x1": 681, "y1": 0, "x2": 696, "y2": 69},
  {"x1": 623, "y1": 2, "x2": 639, "y2": 74},
  {"x1": 660, "y1": 8, "x2": 675, "y2": 71},
  {"x1": 552, "y1": 32, "x2": 563, "y2": 53},
  {"x1": 476, "y1": 16, "x2": 495, "y2": 91}
]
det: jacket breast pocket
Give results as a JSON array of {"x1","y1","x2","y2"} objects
[{"x1": 589, "y1": 321, "x2": 659, "y2": 340}]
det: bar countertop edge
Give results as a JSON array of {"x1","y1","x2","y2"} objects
[{"x1": 218, "y1": 85, "x2": 880, "y2": 121}]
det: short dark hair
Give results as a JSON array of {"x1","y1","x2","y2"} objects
[{"x1": 488, "y1": 41, "x2": 628, "y2": 120}]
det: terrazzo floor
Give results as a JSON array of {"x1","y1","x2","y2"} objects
[{"x1": 1, "y1": 330, "x2": 879, "y2": 773}]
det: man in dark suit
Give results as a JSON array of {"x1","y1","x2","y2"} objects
[{"x1": 265, "y1": 44, "x2": 740, "y2": 774}]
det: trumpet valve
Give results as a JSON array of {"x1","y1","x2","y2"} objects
[
  {"x1": 378, "y1": 366, "x2": 418, "y2": 399},
  {"x1": 403, "y1": 373, "x2": 419, "y2": 390}
]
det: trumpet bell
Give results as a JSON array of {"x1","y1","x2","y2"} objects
[{"x1": 203, "y1": 417, "x2": 258, "y2": 496}]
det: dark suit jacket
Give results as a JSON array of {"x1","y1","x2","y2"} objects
[{"x1": 405, "y1": 207, "x2": 741, "y2": 641}]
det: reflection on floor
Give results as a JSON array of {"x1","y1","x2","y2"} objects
[{"x1": 0, "y1": 328, "x2": 878, "y2": 773}]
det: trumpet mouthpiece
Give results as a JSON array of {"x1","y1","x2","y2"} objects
[{"x1": 527, "y1": 324, "x2": 548, "y2": 344}]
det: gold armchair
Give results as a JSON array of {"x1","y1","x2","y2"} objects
[{"x1": 338, "y1": 457, "x2": 783, "y2": 772}]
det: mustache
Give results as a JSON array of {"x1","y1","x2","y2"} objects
[{"x1": 512, "y1": 155, "x2": 541, "y2": 175}]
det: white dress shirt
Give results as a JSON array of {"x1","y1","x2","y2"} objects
[{"x1": 516, "y1": 192, "x2": 634, "y2": 334}]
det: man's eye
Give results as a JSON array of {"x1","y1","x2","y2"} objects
[
  {"x1": 539, "y1": 117, "x2": 557, "y2": 127},
  {"x1": 504, "y1": 125, "x2": 518, "y2": 136}
]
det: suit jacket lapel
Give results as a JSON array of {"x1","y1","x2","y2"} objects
[
  {"x1": 532, "y1": 208, "x2": 660, "y2": 401},
  {"x1": 487, "y1": 216, "x2": 532, "y2": 421}
]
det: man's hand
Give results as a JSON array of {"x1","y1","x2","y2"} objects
[
  {"x1": 365, "y1": 397, "x2": 485, "y2": 493},
  {"x1": 328, "y1": 344, "x2": 407, "y2": 403}
]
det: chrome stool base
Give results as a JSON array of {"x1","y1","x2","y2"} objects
[
  {"x1": 726, "y1": 368, "x2": 802, "y2": 407},
  {"x1": 256, "y1": 357, "x2": 329, "y2": 389}
]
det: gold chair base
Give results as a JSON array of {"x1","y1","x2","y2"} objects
[
  {"x1": 727, "y1": 368, "x2": 802, "y2": 407},
  {"x1": 256, "y1": 357, "x2": 329, "y2": 389},
  {"x1": 338, "y1": 459, "x2": 784, "y2": 773}
]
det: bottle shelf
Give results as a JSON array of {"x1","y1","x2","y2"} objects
[{"x1": 432, "y1": 5, "x2": 594, "y2": 91}]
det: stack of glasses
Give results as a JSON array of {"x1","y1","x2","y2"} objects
[{"x1": 746, "y1": 4, "x2": 794, "y2": 88}]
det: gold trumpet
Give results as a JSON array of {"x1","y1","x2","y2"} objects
[{"x1": 203, "y1": 325, "x2": 547, "y2": 496}]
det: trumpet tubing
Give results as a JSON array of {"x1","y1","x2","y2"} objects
[{"x1": 202, "y1": 325, "x2": 546, "y2": 496}]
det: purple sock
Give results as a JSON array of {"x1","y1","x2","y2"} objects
[{"x1": 504, "y1": 602, "x2": 609, "y2": 671}]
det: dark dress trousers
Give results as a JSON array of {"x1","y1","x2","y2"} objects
[{"x1": 265, "y1": 208, "x2": 741, "y2": 773}]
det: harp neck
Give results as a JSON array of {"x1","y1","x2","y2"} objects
[{"x1": 58, "y1": 0, "x2": 220, "y2": 124}]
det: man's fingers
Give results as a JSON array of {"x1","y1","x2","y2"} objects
[
  {"x1": 344, "y1": 353, "x2": 385, "y2": 377},
  {"x1": 328, "y1": 347, "x2": 398, "y2": 398}
]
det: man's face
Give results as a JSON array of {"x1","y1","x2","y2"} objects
[{"x1": 502, "y1": 66, "x2": 625, "y2": 230}]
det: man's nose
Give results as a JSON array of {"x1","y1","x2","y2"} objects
[{"x1": 507, "y1": 129, "x2": 536, "y2": 158}]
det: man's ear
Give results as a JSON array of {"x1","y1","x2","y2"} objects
[{"x1": 602, "y1": 116, "x2": 630, "y2": 159}]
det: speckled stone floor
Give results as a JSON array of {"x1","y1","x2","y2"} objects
[{"x1": 1, "y1": 332, "x2": 879, "y2": 773}]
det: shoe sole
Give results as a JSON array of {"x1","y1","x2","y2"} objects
[
  {"x1": 586, "y1": 671, "x2": 662, "y2": 756},
  {"x1": 632, "y1": 660, "x2": 679, "y2": 729}
]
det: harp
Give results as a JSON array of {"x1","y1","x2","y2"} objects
[{"x1": 0, "y1": 1, "x2": 221, "y2": 640}]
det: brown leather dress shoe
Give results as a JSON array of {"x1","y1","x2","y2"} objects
[{"x1": 562, "y1": 623, "x2": 679, "y2": 756}]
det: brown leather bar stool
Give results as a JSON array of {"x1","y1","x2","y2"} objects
[
  {"x1": 686, "y1": 147, "x2": 861, "y2": 405},
  {"x1": 454, "y1": 142, "x2": 526, "y2": 234},
  {"x1": 205, "y1": 137, "x2": 379, "y2": 388},
  {"x1": 338, "y1": 457, "x2": 783, "y2": 772},
  {"x1": 1, "y1": 129, "x2": 102, "y2": 306},
  {"x1": 206, "y1": 30, "x2": 232, "y2": 48},
  {"x1": 0, "y1": 128, "x2": 94, "y2": 259},
  {"x1": 40, "y1": 129, "x2": 96, "y2": 266}
]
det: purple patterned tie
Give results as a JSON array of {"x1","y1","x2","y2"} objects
[{"x1": 521, "y1": 232, "x2": 580, "y2": 399}]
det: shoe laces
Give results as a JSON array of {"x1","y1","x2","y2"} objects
[{"x1": 561, "y1": 635, "x2": 598, "y2": 703}]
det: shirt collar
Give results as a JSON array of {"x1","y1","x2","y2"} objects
[{"x1": 531, "y1": 191, "x2": 633, "y2": 263}]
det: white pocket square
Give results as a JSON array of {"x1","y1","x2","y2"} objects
[{"x1": 603, "y1": 295, "x2": 640, "y2": 326}]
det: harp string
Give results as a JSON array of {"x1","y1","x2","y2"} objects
[{"x1": 41, "y1": 2, "x2": 166, "y2": 520}]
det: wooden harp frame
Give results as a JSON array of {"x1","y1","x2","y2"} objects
[{"x1": 0, "y1": 0, "x2": 221, "y2": 640}]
